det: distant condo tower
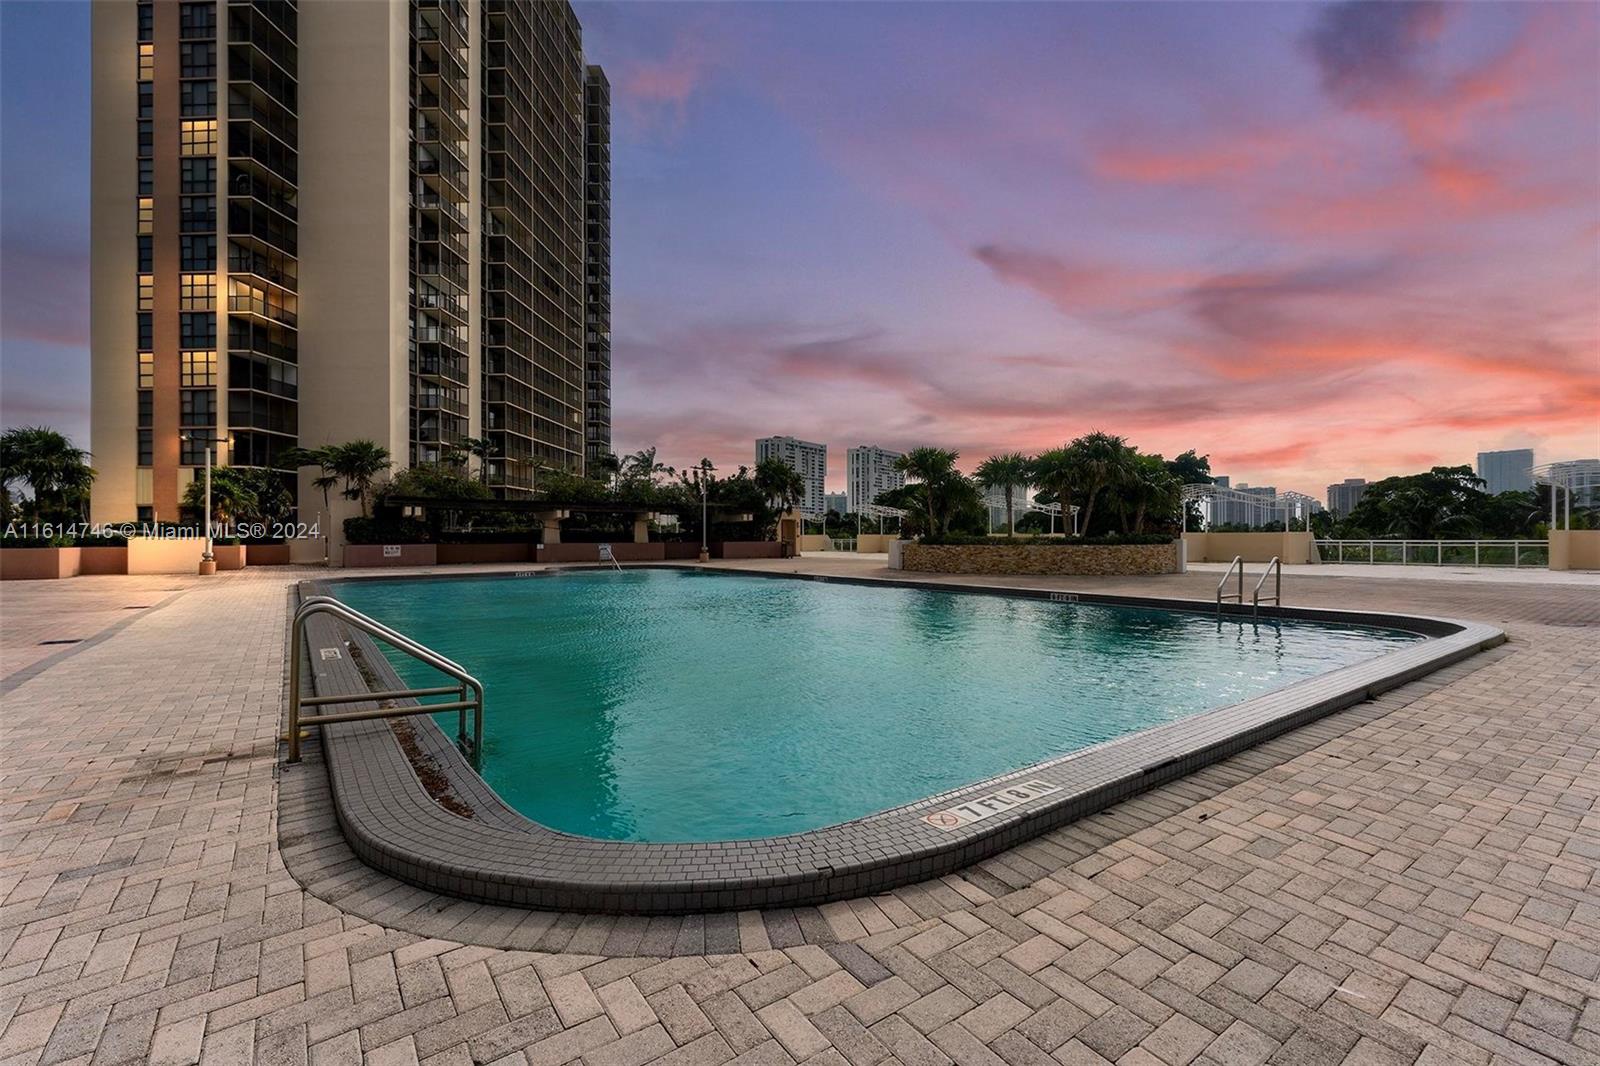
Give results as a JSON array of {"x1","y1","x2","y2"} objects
[
  {"x1": 847, "y1": 444, "x2": 906, "y2": 518},
  {"x1": 1325, "y1": 478, "x2": 1367, "y2": 518},
  {"x1": 1476, "y1": 449, "x2": 1534, "y2": 495},
  {"x1": 756, "y1": 436, "x2": 828, "y2": 518},
  {"x1": 89, "y1": 0, "x2": 610, "y2": 523}
]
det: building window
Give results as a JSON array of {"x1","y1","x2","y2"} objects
[
  {"x1": 178, "y1": 41, "x2": 215, "y2": 79},
  {"x1": 179, "y1": 311, "x2": 215, "y2": 348},
  {"x1": 137, "y1": 197, "x2": 153, "y2": 235},
  {"x1": 180, "y1": 234, "x2": 215, "y2": 270},
  {"x1": 137, "y1": 274, "x2": 154, "y2": 312},
  {"x1": 137, "y1": 235, "x2": 152, "y2": 273},
  {"x1": 180, "y1": 157, "x2": 215, "y2": 194},
  {"x1": 138, "y1": 83, "x2": 153, "y2": 119},
  {"x1": 179, "y1": 273, "x2": 215, "y2": 310},
  {"x1": 137, "y1": 43, "x2": 154, "y2": 81},
  {"x1": 137, "y1": 350, "x2": 154, "y2": 388},
  {"x1": 137, "y1": 390, "x2": 153, "y2": 428},
  {"x1": 138, "y1": 158, "x2": 153, "y2": 195},
  {"x1": 180, "y1": 119, "x2": 216, "y2": 156},
  {"x1": 137, "y1": 120, "x2": 153, "y2": 157},
  {"x1": 137, "y1": 429, "x2": 153, "y2": 466},
  {"x1": 179, "y1": 195, "x2": 215, "y2": 232},
  {"x1": 181, "y1": 350, "x2": 217, "y2": 386},
  {"x1": 180, "y1": 388, "x2": 217, "y2": 428},
  {"x1": 137, "y1": 3, "x2": 153, "y2": 43},
  {"x1": 178, "y1": 2, "x2": 215, "y2": 38},
  {"x1": 179, "y1": 434, "x2": 209, "y2": 465},
  {"x1": 138, "y1": 313, "x2": 153, "y2": 350},
  {"x1": 179, "y1": 79, "x2": 216, "y2": 117}
]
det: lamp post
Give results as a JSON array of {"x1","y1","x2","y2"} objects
[
  {"x1": 695, "y1": 459, "x2": 714, "y2": 562},
  {"x1": 180, "y1": 431, "x2": 229, "y2": 575}
]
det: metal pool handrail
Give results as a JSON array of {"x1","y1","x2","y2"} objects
[
  {"x1": 1252, "y1": 556, "x2": 1282, "y2": 616},
  {"x1": 1216, "y1": 555, "x2": 1243, "y2": 615},
  {"x1": 288, "y1": 596, "x2": 485, "y2": 770}
]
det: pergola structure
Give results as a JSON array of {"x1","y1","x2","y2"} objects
[
  {"x1": 1180, "y1": 484, "x2": 1322, "y2": 532},
  {"x1": 382, "y1": 496, "x2": 756, "y2": 544},
  {"x1": 1533, "y1": 459, "x2": 1600, "y2": 530}
]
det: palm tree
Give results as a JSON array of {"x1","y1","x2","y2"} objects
[
  {"x1": 323, "y1": 440, "x2": 392, "y2": 518},
  {"x1": 181, "y1": 466, "x2": 260, "y2": 523},
  {"x1": 1123, "y1": 453, "x2": 1181, "y2": 533},
  {"x1": 1028, "y1": 447, "x2": 1074, "y2": 535},
  {"x1": 591, "y1": 451, "x2": 622, "y2": 488},
  {"x1": 894, "y1": 447, "x2": 960, "y2": 538},
  {"x1": 1066, "y1": 431, "x2": 1134, "y2": 536},
  {"x1": 460, "y1": 436, "x2": 498, "y2": 485},
  {"x1": 0, "y1": 426, "x2": 96, "y2": 522},
  {"x1": 622, "y1": 447, "x2": 674, "y2": 485},
  {"x1": 975, "y1": 452, "x2": 1031, "y2": 536},
  {"x1": 753, "y1": 457, "x2": 806, "y2": 520}
]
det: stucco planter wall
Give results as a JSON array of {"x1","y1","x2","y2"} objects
[
  {"x1": 1183, "y1": 531, "x2": 1318, "y2": 564},
  {"x1": 903, "y1": 541, "x2": 1180, "y2": 576},
  {"x1": 342, "y1": 544, "x2": 438, "y2": 568},
  {"x1": 78, "y1": 546, "x2": 128, "y2": 575},
  {"x1": 246, "y1": 543, "x2": 291, "y2": 566},
  {"x1": 0, "y1": 547, "x2": 82, "y2": 581},
  {"x1": 1550, "y1": 529, "x2": 1600, "y2": 571},
  {"x1": 716, "y1": 541, "x2": 783, "y2": 560},
  {"x1": 213, "y1": 544, "x2": 246, "y2": 571},
  {"x1": 437, "y1": 543, "x2": 534, "y2": 565},
  {"x1": 127, "y1": 538, "x2": 206, "y2": 575}
]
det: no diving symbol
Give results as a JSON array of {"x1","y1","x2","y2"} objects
[{"x1": 924, "y1": 811, "x2": 964, "y2": 829}]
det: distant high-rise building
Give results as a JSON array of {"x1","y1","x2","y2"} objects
[
  {"x1": 756, "y1": 436, "x2": 827, "y2": 517},
  {"x1": 1207, "y1": 479, "x2": 1278, "y2": 528},
  {"x1": 846, "y1": 445, "x2": 905, "y2": 518},
  {"x1": 1326, "y1": 479, "x2": 1368, "y2": 517},
  {"x1": 1477, "y1": 449, "x2": 1534, "y2": 495},
  {"x1": 583, "y1": 67, "x2": 612, "y2": 468},
  {"x1": 982, "y1": 482, "x2": 1030, "y2": 529},
  {"x1": 823, "y1": 491, "x2": 849, "y2": 516},
  {"x1": 90, "y1": 0, "x2": 609, "y2": 522}
]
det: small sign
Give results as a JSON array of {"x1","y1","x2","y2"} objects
[
  {"x1": 921, "y1": 779, "x2": 1061, "y2": 831},
  {"x1": 319, "y1": 647, "x2": 342, "y2": 661},
  {"x1": 1050, "y1": 592, "x2": 1079, "y2": 603},
  {"x1": 597, "y1": 543, "x2": 614, "y2": 562},
  {"x1": 382, "y1": 545, "x2": 402, "y2": 558}
]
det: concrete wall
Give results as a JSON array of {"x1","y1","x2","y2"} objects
[
  {"x1": 126, "y1": 538, "x2": 205, "y2": 575},
  {"x1": 1, "y1": 549, "x2": 82, "y2": 581},
  {"x1": 1183, "y1": 531, "x2": 1319, "y2": 564},
  {"x1": 343, "y1": 544, "x2": 437, "y2": 568},
  {"x1": 78, "y1": 547, "x2": 128, "y2": 575},
  {"x1": 716, "y1": 542, "x2": 783, "y2": 560},
  {"x1": 1550, "y1": 530, "x2": 1600, "y2": 571},
  {"x1": 246, "y1": 544, "x2": 292, "y2": 566},
  {"x1": 437, "y1": 543, "x2": 535, "y2": 565},
  {"x1": 536, "y1": 543, "x2": 665, "y2": 563},
  {"x1": 903, "y1": 542, "x2": 1180, "y2": 576}
]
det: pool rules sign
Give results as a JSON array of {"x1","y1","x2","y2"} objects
[{"x1": 921, "y1": 779, "x2": 1062, "y2": 831}]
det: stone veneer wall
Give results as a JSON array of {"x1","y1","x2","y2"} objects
[{"x1": 903, "y1": 541, "x2": 1181, "y2": 576}]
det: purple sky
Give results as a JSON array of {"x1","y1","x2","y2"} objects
[{"x1": 3, "y1": 1, "x2": 1596, "y2": 495}]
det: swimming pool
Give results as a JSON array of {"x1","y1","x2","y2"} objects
[{"x1": 333, "y1": 569, "x2": 1421, "y2": 844}]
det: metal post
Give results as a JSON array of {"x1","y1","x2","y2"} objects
[
  {"x1": 1436, "y1": 540, "x2": 1442, "y2": 565},
  {"x1": 1551, "y1": 480, "x2": 1557, "y2": 533},
  {"x1": 699, "y1": 475, "x2": 709, "y2": 562},
  {"x1": 288, "y1": 610, "x2": 303, "y2": 763},
  {"x1": 202, "y1": 443, "x2": 214, "y2": 563}
]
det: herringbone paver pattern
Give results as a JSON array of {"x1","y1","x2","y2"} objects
[{"x1": 1, "y1": 564, "x2": 1595, "y2": 1066}]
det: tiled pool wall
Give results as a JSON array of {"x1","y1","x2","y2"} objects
[{"x1": 291, "y1": 567, "x2": 1503, "y2": 914}]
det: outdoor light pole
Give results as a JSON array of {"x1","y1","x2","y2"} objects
[
  {"x1": 696, "y1": 460, "x2": 714, "y2": 562},
  {"x1": 180, "y1": 432, "x2": 228, "y2": 575}
]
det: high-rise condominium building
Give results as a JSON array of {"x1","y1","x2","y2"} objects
[
  {"x1": 846, "y1": 445, "x2": 905, "y2": 518},
  {"x1": 1325, "y1": 478, "x2": 1367, "y2": 517},
  {"x1": 1476, "y1": 449, "x2": 1534, "y2": 495},
  {"x1": 756, "y1": 436, "x2": 827, "y2": 518},
  {"x1": 823, "y1": 491, "x2": 849, "y2": 517},
  {"x1": 90, "y1": 0, "x2": 609, "y2": 523}
]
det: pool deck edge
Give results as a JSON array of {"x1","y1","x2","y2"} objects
[{"x1": 292, "y1": 567, "x2": 1505, "y2": 914}]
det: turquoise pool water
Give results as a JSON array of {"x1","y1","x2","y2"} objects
[{"x1": 335, "y1": 570, "x2": 1420, "y2": 842}]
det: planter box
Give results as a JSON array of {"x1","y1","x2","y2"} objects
[
  {"x1": 536, "y1": 542, "x2": 666, "y2": 563},
  {"x1": 715, "y1": 541, "x2": 783, "y2": 560},
  {"x1": 903, "y1": 541, "x2": 1180, "y2": 576},
  {"x1": 213, "y1": 544, "x2": 246, "y2": 571},
  {"x1": 437, "y1": 543, "x2": 535, "y2": 565},
  {"x1": 1550, "y1": 529, "x2": 1600, "y2": 571},
  {"x1": 78, "y1": 546, "x2": 129, "y2": 575},
  {"x1": 0, "y1": 547, "x2": 82, "y2": 580},
  {"x1": 1182, "y1": 531, "x2": 1318, "y2": 564},
  {"x1": 246, "y1": 543, "x2": 291, "y2": 566},
  {"x1": 127, "y1": 537, "x2": 205, "y2": 575},
  {"x1": 343, "y1": 544, "x2": 438, "y2": 568},
  {"x1": 663, "y1": 542, "x2": 702, "y2": 560}
]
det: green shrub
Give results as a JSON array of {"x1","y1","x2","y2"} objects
[{"x1": 344, "y1": 516, "x2": 430, "y2": 544}]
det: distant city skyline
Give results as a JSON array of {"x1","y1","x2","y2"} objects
[{"x1": 2, "y1": 2, "x2": 1596, "y2": 496}]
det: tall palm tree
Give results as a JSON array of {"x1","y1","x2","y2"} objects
[
  {"x1": 753, "y1": 457, "x2": 806, "y2": 520},
  {"x1": 622, "y1": 447, "x2": 674, "y2": 485},
  {"x1": 324, "y1": 440, "x2": 392, "y2": 518},
  {"x1": 1066, "y1": 431, "x2": 1134, "y2": 536},
  {"x1": 1123, "y1": 453, "x2": 1181, "y2": 533},
  {"x1": 1029, "y1": 447, "x2": 1074, "y2": 534},
  {"x1": 975, "y1": 452, "x2": 1031, "y2": 536},
  {"x1": 894, "y1": 447, "x2": 959, "y2": 538},
  {"x1": 591, "y1": 451, "x2": 622, "y2": 488},
  {"x1": 460, "y1": 436, "x2": 498, "y2": 485},
  {"x1": 0, "y1": 426, "x2": 96, "y2": 522}
]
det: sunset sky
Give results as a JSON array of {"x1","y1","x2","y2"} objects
[{"x1": 2, "y1": 1, "x2": 1596, "y2": 497}]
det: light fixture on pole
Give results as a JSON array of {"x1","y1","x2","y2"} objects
[
  {"x1": 180, "y1": 431, "x2": 230, "y2": 576},
  {"x1": 695, "y1": 459, "x2": 715, "y2": 562}
]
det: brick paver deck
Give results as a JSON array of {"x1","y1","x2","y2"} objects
[{"x1": 1, "y1": 562, "x2": 1595, "y2": 1066}]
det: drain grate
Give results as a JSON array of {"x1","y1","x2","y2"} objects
[{"x1": 38, "y1": 638, "x2": 85, "y2": 646}]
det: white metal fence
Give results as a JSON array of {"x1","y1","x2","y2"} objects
[{"x1": 1315, "y1": 539, "x2": 1548, "y2": 567}]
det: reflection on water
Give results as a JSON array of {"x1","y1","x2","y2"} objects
[{"x1": 337, "y1": 571, "x2": 1419, "y2": 843}]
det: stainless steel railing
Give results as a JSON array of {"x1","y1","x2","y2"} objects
[
  {"x1": 1252, "y1": 556, "x2": 1282, "y2": 616},
  {"x1": 1216, "y1": 555, "x2": 1243, "y2": 615},
  {"x1": 288, "y1": 595, "x2": 484, "y2": 770}
]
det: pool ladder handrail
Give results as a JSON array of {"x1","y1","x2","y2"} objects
[
  {"x1": 1252, "y1": 556, "x2": 1282, "y2": 616},
  {"x1": 1216, "y1": 555, "x2": 1244, "y2": 615},
  {"x1": 288, "y1": 596, "x2": 484, "y2": 770}
]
